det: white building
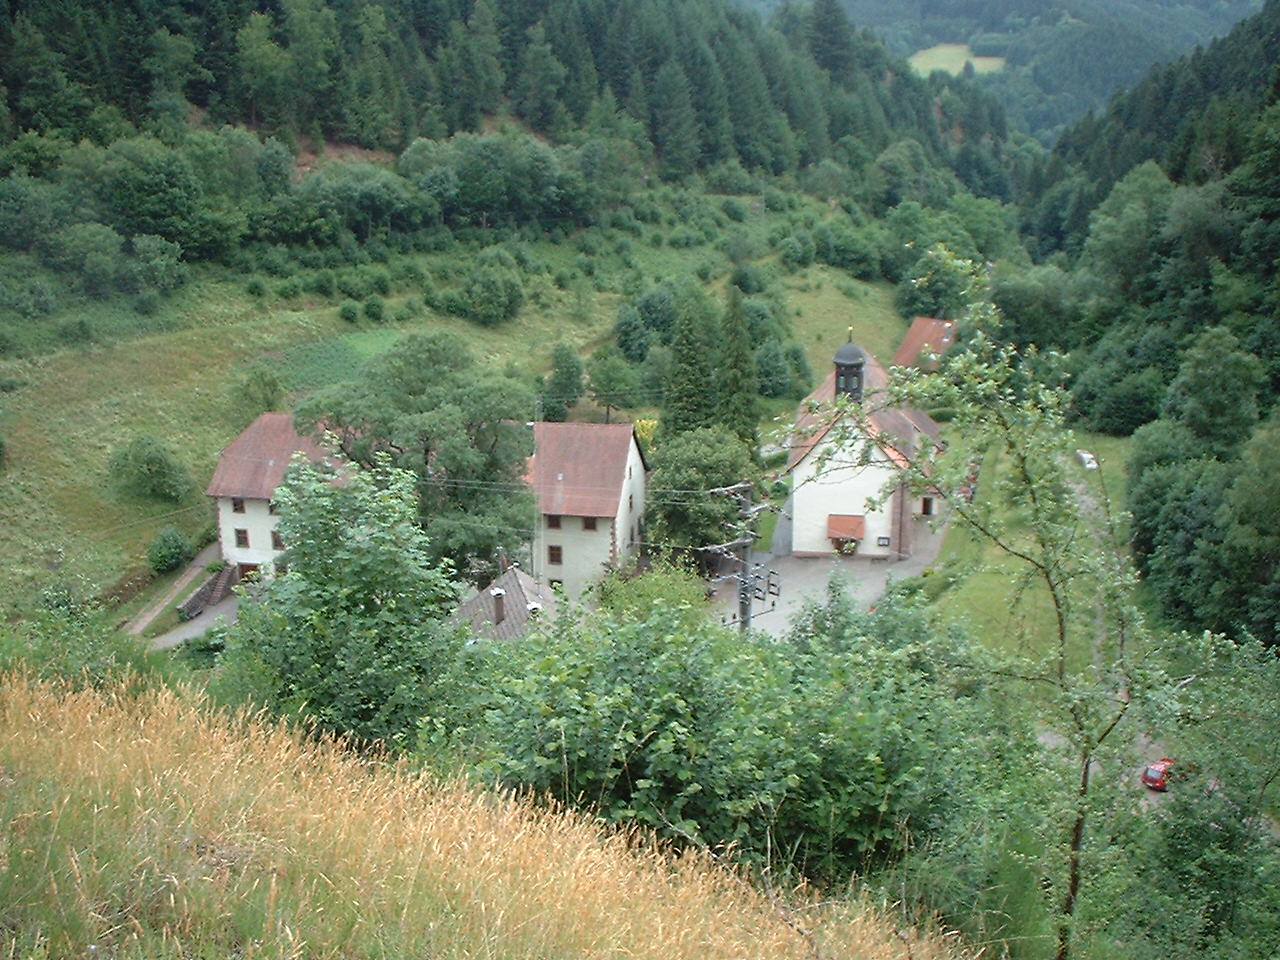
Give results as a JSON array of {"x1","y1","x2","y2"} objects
[
  {"x1": 528, "y1": 421, "x2": 648, "y2": 599},
  {"x1": 204, "y1": 412, "x2": 334, "y2": 581},
  {"x1": 787, "y1": 340, "x2": 941, "y2": 559}
]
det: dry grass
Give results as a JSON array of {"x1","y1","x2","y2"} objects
[{"x1": 0, "y1": 673, "x2": 974, "y2": 960}]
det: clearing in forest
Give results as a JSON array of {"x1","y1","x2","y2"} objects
[{"x1": 909, "y1": 43, "x2": 1005, "y2": 76}]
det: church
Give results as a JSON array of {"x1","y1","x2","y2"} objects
[{"x1": 786, "y1": 333, "x2": 942, "y2": 559}]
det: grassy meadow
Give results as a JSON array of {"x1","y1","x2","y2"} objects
[
  {"x1": 928, "y1": 429, "x2": 1134, "y2": 665},
  {"x1": 0, "y1": 190, "x2": 905, "y2": 612},
  {"x1": 0, "y1": 672, "x2": 974, "y2": 960},
  {"x1": 908, "y1": 44, "x2": 1006, "y2": 76}
]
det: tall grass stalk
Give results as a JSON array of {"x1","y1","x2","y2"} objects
[{"x1": 1, "y1": 673, "x2": 972, "y2": 960}]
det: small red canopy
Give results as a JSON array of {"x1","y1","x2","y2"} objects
[{"x1": 827, "y1": 514, "x2": 866, "y2": 541}]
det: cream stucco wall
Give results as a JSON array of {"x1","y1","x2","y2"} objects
[
  {"x1": 531, "y1": 438, "x2": 648, "y2": 599},
  {"x1": 535, "y1": 517, "x2": 615, "y2": 599},
  {"x1": 617, "y1": 440, "x2": 646, "y2": 552},
  {"x1": 791, "y1": 441, "x2": 901, "y2": 558},
  {"x1": 215, "y1": 496, "x2": 283, "y2": 571}
]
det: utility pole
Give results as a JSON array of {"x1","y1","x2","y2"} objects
[{"x1": 704, "y1": 481, "x2": 780, "y2": 632}]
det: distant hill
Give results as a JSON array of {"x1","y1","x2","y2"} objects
[
  {"x1": 1027, "y1": 0, "x2": 1280, "y2": 252},
  {"x1": 736, "y1": 0, "x2": 1262, "y2": 141},
  {"x1": 0, "y1": 0, "x2": 1013, "y2": 184}
]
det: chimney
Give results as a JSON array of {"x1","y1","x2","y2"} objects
[{"x1": 489, "y1": 586, "x2": 506, "y2": 625}]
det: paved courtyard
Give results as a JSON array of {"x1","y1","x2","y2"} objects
[{"x1": 710, "y1": 496, "x2": 949, "y2": 635}]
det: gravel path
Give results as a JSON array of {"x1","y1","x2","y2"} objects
[{"x1": 126, "y1": 542, "x2": 220, "y2": 635}]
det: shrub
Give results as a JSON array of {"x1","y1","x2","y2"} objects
[
  {"x1": 246, "y1": 277, "x2": 267, "y2": 297},
  {"x1": 779, "y1": 232, "x2": 815, "y2": 269},
  {"x1": 109, "y1": 435, "x2": 192, "y2": 502},
  {"x1": 233, "y1": 364, "x2": 284, "y2": 414},
  {"x1": 133, "y1": 291, "x2": 161, "y2": 315},
  {"x1": 276, "y1": 279, "x2": 301, "y2": 299},
  {"x1": 667, "y1": 227, "x2": 701, "y2": 248},
  {"x1": 307, "y1": 270, "x2": 337, "y2": 297},
  {"x1": 363, "y1": 295, "x2": 385, "y2": 323},
  {"x1": 147, "y1": 525, "x2": 194, "y2": 574},
  {"x1": 369, "y1": 269, "x2": 391, "y2": 295},
  {"x1": 57, "y1": 317, "x2": 93, "y2": 344},
  {"x1": 730, "y1": 263, "x2": 768, "y2": 295},
  {"x1": 339, "y1": 300, "x2": 360, "y2": 323},
  {"x1": 127, "y1": 234, "x2": 186, "y2": 292},
  {"x1": 721, "y1": 197, "x2": 747, "y2": 222},
  {"x1": 460, "y1": 249, "x2": 523, "y2": 325}
]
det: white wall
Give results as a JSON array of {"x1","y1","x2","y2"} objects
[
  {"x1": 215, "y1": 496, "x2": 283, "y2": 570},
  {"x1": 534, "y1": 517, "x2": 614, "y2": 599},
  {"x1": 530, "y1": 437, "x2": 648, "y2": 600},
  {"x1": 791, "y1": 440, "x2": 900, "y2": 557},
  {"x1": 617, "y1": 440, "x2": 646, "y2": 553}
]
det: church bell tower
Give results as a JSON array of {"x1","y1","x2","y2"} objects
[{"x1": 833, "y1": 327, "x2": 866, "y2": 402}]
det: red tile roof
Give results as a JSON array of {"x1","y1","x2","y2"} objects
[
  {"x1": 892, "y1": 317, "x2": 956, "y2": 369},
  {"x1": 529, "y1": 422, "x2": 643, "y2": 518},
  {"x1": 786, "y1": 350, "x2": 940, "y2": 472},
  {"x1": 205, "y1": 412, "x2": 335, "y2": 500},
  {"x1": 827, "y1": 514, "x2": 866, "y2": 540}
]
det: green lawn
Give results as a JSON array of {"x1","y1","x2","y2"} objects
[
  {"x1": 908, "y1": 43, "x2": 1006, "y2": 76},
  {"x1": 929, "y1": 429, "x2": 1135, "y2": 664},
  {"x1": 781, "y1": 268, "x2": 906, "y2": 376}
]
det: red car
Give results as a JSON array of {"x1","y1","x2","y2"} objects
[{"x1": 1141, "y1": 757, "x2": 1174, "y2": 791}]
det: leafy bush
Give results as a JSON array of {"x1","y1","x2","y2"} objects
[
  {"x1": 233, "y1": 364, "x2": 284, "y2": 415},
  {"x1": 246, "y1": 277, "x2": 266, "y2": 297},
  {"x1": 126, "y1": 234, "x2": 186, "y2": 292},
  {"x1": 778, "y1": 231, "x2": 815, "y2": 268},
  {"x1": 721, "y1": 197, "x2": 747, "y2": 222},
  {"x1": 57, "y1": 317, "x2": 93, "y2": 344},
  {"x1": 339, "y1": 300, "x2": 360, "y2": 323},
  {"x1": 730, "y1": 263, "x2": 768, "y2": 294},
  {"x1": 108, "y1": 434, "x2": 191, "y2": 502},
  {"x1": 0, "y1": 585, "x2": 150, "y2": 687},
  {"x1": 147, "y1": 525, "x2": 194, "y2": 574},
  {"x1": 363, "y1": 294, "x2": 385, "y2": 323},
  {"x1": 307, "y1": 270, "x2": 337, "y2": 297},
  {"x1": 459, "y1": 248, "x2": 523, "y2": 325},
  {"x1": 133, "y1": 291, "x2": 161, "y2": 315}
]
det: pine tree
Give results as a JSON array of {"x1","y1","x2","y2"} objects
[
  {"x1": 717, "y1": 287, "x2": 759, "y2": 451},
  {"x1": 649, "y1": 59, "x2": 699, "y2": 180},
  {"x1": 807, "y1": 0, "x2": 854, "y2": 80},
  {"x1": 514, "y1": 23, "x2": 568, "y2": 132},
  {"x1": 661, "y1": 290, "x2": 719, "y2": 438},
  {"x1": 466, "y1": 0, "x2": 505, "y2": 115},
  {"x1": 542, "y1": 341, "x2": 585, "y2": 422}
]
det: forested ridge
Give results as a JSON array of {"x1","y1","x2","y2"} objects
[
  {"x1": 0, "y1": 0, "x2": 1011, "y2": 173},
  {"x1": 738, "y1": 0, "x2": 1263, "y2": 141},
  {"x1": 983, "y1": 0, "x2": 1280, "y2": 645}
]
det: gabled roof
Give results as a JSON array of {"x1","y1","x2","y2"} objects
[
  {"x1": 454, "y1": 565, "x2": 557, "y2": 641},
  {"x1": 528, "y1": 422, "x2": 645, "y2": 518},
  {"x1": 892, "y1": 317, "x2": 957, "y2": 369},
  {"x1": 205, "y1": 412, "x2": 334, "y2": 500},
  {"x1": 786, "y1": 350, "x2": 940, "y2": 473}
]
